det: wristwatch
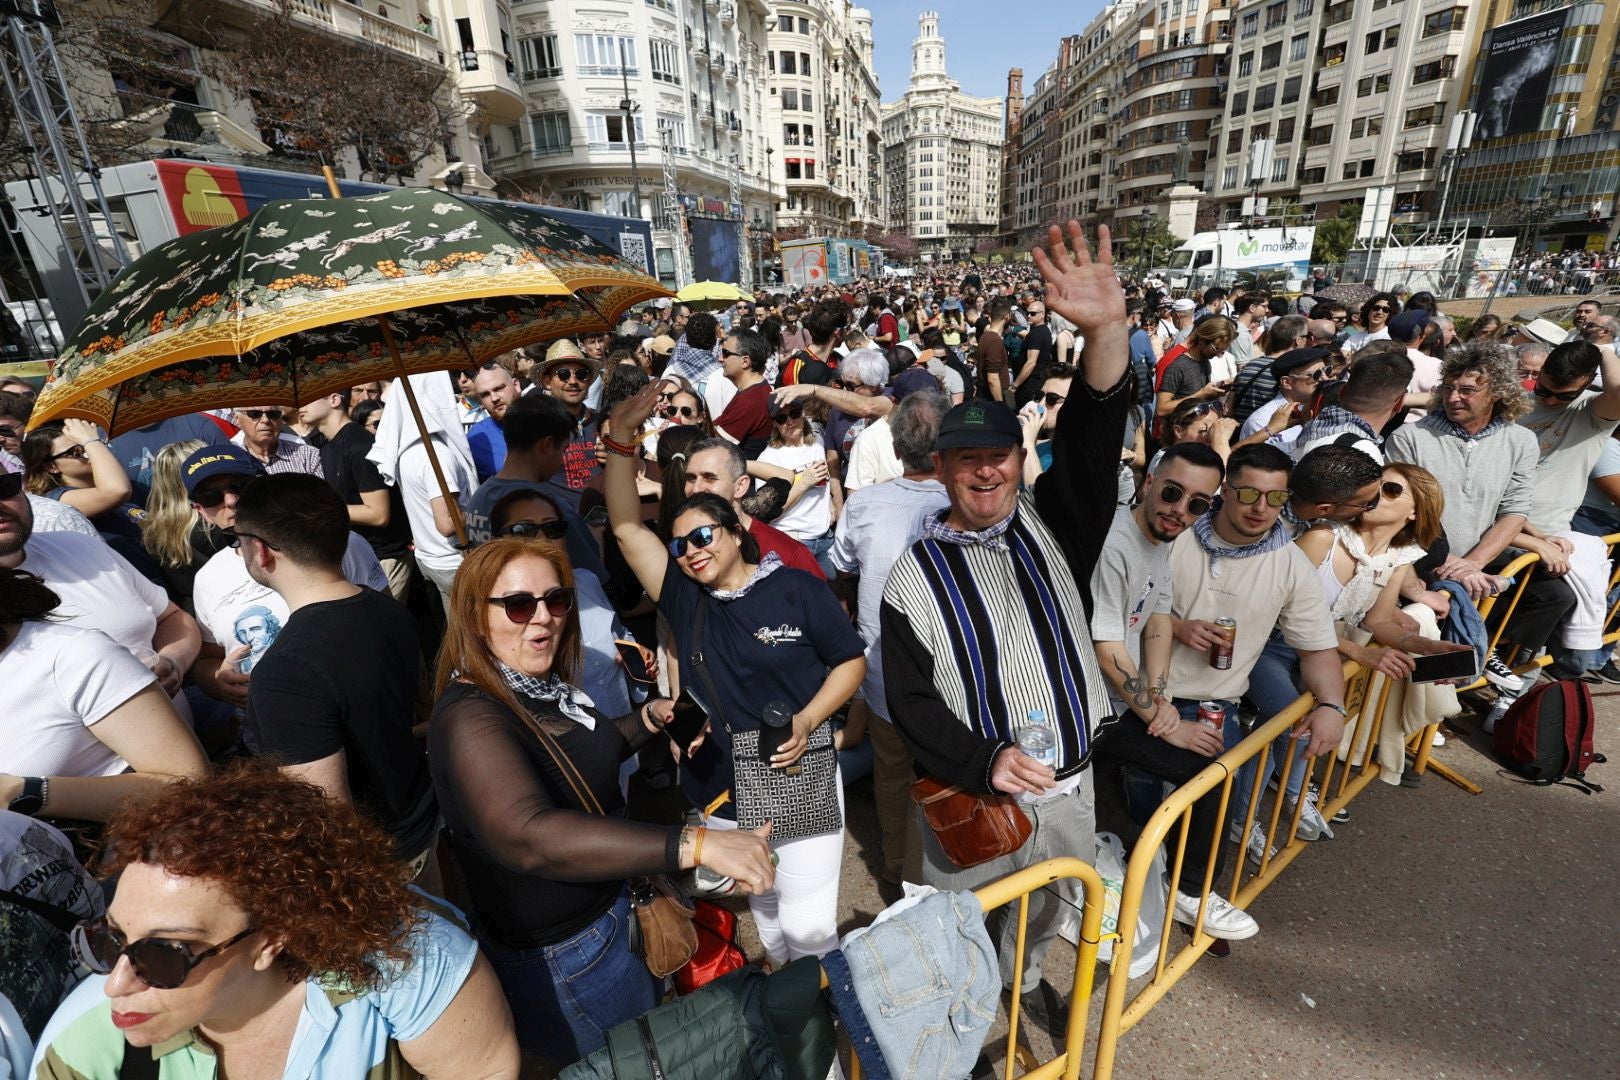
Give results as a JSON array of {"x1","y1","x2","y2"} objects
[{"x1": 8, "y1": 777, "x2": 47, "y2": 817}]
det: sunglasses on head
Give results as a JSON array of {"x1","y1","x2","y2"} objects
[
  {"x1": 73, "y1": 916, "x2": 257, "y2": 990},
  {"x1": 549, "y1": 366, "x2": 592, "y2": 384},
  {"x1": 487, "y1": 587, "x2": 575, "y2": 624},
  {"x1": 192, "y1": 475, "x2": 252, "y2": 508},
  {"x1": 1157, "y1": 480, "x2": 1213, "y2": 516},
  {"x1": 1533, "y1": 382, "x2": 1586, "y2": 403},
  {"x1": 667, "y1": 523, "x2": 723, "y2": 558},
  {"x1": 496, "y1": 518, "x2": 569, "y2": 540},
  {"x1": 1226, "y1": 483, "x2": 1292, "y2": 507},
  {"x1": 1042, "y1": 391, "x2": 1066, "y2": 408},
  {"x1": 240, "y1": 409, "x2": 283, "y2": 422},
  {"x1": 774, "y1": 406, "x2": 804, "y2": 422},
  {"x1": 0, "y1": 471, "x2": 22, "y2": 500}
]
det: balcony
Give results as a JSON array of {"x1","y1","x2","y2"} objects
[
  {"x1": 726, "y1": 62, "x2": 738, "y2": 81},
  {"x1": 158, "y1": 0, "x2": 442, "y2": 65},
  {"x1": 710, "y1": 52, "x2": 726, "y2": 72},
  {"x1": 456, "y1": 50, "x2": 526, "y2": 121}
]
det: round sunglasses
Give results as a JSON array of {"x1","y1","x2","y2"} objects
[
  {"x1": 496, "y1": 519, "x2": 569, "y2": 541},
  {"x1": 73, "y1": 916, "x2": 257, "y2": 990},
  {"x1": 486, "y1": 587, "x2": 576, "y2": 624},
  {"x1": 548, "y1": 366, "x2": 593, "y2": 384},
  {"x1": 1156, "y1": 480, "x2": 1213, "y2": 516}
]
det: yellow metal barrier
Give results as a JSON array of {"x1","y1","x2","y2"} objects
[{"x1": 845, "y1": 857, "x2": 1107, "y2": 1080}]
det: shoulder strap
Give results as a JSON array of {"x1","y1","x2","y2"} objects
[
  {"x1": 0, "y1": 887, "x2": 80, "y2": 934},
  {"x1": 508, "y1": 701, "x2": 609, "y2": 818},
  {"x1": 687, "y1": 600, "x2": 733, "y2": 735}
]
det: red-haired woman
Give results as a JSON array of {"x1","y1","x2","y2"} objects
[
  {"x1": 32, "y1": 764, "x2": 518, "y2": 1078},
  {"x1": 427, "y1": 537, "x2": 774, "y2": 1065}
]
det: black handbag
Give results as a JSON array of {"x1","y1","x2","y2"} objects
[{"x1": 687, "y1": 600, "x2": 843, "y2": 845}]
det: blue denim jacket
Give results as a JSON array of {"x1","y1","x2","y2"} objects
[
  {"x1": 823, "y1": 891, "x2": 999, "y2": 1080},
  {"x1": 1433, "y1": 579, "x2": 1490, "y2": 666}
]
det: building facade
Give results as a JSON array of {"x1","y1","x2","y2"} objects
[
  {"x1": 765, "y1": 0, "x2": 882, "y2": 236},
  {"x1": 880, "y1": 11, "x2": 1002, "y2": 260}
]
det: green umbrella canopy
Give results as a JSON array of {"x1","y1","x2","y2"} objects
[{"x1": 33, "y1": 187, "x2": 669, "y2": 433}]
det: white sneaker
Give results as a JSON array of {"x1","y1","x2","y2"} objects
[
  {"x1": 1289, "y1": 787, "x2": 1335, "y2": 842},
  {"x1": 1229, "y1": 820, "x2": 1276, "y2": 864},
  {"x1": 1484, "y1": 653, "x2": 1524, "y2": 693},
  {"x1": 1174, "y1": 889, "x2": 1260, "y2": 941},
  {"x1": 1431, "y1": 729, "x2": 1446, "y2": 748}
]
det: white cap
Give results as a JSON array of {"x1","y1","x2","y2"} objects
[{"x1": 1172, "y1": 298, "x2": 1196, "y2": 312}]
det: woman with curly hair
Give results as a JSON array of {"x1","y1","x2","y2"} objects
[{"x1": 32, "y1": 764, "x2": 518, "y2": 1079}]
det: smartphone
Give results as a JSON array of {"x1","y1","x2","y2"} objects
[
  {"x1": 1410, "y1": 650, "x2": 1480, "y2": 684},
  {"x1": 664, "y1": 692, "x2": 708, "y2": 746},
  {"x1": 614, "y1": 639, "x2": 654, "y2": 686}
]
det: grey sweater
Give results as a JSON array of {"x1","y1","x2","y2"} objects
[{"x1": 1386, "y1": 414, "x2": 1537, "y2": 556}]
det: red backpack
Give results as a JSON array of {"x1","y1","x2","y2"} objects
[{"x1": 1493, "y1": 679, "x2": 1606, "y2": 793}]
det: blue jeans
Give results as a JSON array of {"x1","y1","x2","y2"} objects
[
  {"x1": 802, "y1": 532, "x2": 837, "y2": 579},
  {"x1": 482, "y1": 890, "x2": 660, "y2": 1062},
  {"x1": 1231, "y1": 635, "x2": 1310, "y2": 825}
]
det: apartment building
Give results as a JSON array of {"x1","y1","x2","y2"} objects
[{"x1": 880, "y1": 11, "x2": 1002, "y2": 260}]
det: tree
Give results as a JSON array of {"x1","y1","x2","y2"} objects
[
  {"x1": 872, "y1": 228, "x2": 919, "y2": 263},
  {"x1": 1312, "y1": 201, "x2": 1361, "y2": 265},
  {"x1": 1119, "y1": 211, "x2": 1182, "y2": 274}
]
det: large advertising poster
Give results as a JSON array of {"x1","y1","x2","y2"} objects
[
  {"x1": 1213, "y1": 227, "x2": 1315, "y2": 280},
  {"x1": 782, "y1": 241, "x2": 827, "y2": 288},
  {"x1": 1472, "y1": 7, "x2": 1569, "y2": 141},
  {"x1": 690, "y1": 218, "x2": 740, "y2": 284}
]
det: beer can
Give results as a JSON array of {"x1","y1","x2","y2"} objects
[
  {"x1": 1197, "y1": 700, "x2": 1226, "y2": 734},
  {"x1": 1209, "y1": 617, "x2": 1237, "y2": 670}
]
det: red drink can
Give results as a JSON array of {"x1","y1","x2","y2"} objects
[
  {"x1": 1197, "y1": 700, "x2": 1227, "y2": 734},
  {"x1": 1209, "y1": 617, "x2": 1237, "y2": 670}
]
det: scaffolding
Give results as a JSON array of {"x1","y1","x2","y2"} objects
[{"x1": 657, "y1": 123, "x2": 691, "y2": 289}]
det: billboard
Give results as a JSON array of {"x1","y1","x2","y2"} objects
[
  {"x1": 690, "y1": 218, "x2": 741, "y2": 284},
  {"x1": 1376, "y1": 244, "x2": 1460, "y2": 294},
  {"x1": 1214, "y1": 227, "x2": 1315, "y2": 281},
  {"x1": 1464, "y1": 237, "x2": 1518, "y2": 298},
  {"x1": 781, "y1": 241, "x2": 828, "y2": 288},
  {"x1": 1472, "y1": 7, "x2": 1569, "y2": 141}
]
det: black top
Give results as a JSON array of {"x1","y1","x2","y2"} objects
[
  {"x1": 428, "y1": 682, "x2": 680, "y2": 949},
  {"x1": 246, "y1": 588, "x2": 437, "y2": 860},
  {"x1": 318, "y1": 422, "x2": 412, "y2": 561},
  {"x1": 158, "y1": 519, "x2": 230, "y2": 613}
]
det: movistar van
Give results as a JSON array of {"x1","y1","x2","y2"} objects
[{"x1": 1155, "y1": 226, "x2": 1316, "y2": 293}]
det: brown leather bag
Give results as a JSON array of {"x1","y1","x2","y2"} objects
[
  {"x1": 514, "y1": 704, "x2": 698, "y2": 978},
  {"x1": 909, "y1": 776, "x2": 1032, "y2": 869}
]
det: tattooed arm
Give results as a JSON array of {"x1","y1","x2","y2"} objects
[
  {"x1": 1092, "y1": 628, "x2": 1180, "y2": 737},
  {"x1": 1138, "y1": 613, "x2": 1174, "y2": 733}
]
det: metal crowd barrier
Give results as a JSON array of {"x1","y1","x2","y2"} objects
[{"x1": 844, "y1": 857, "x2": 1107, "y2": 1080}]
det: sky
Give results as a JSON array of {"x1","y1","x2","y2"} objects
[{"x1": 864, "y1": 0, "x2": 1102, "y2": 107}]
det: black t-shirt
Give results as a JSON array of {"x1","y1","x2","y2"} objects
[
  {"x1": 246, "y1": 588, "x2": 436, "y2": 859},
  {"x1": 658, "y1": 560, "x2": 866, "y2": 812},
  {"x1": 318, "y1": 422, "x2": 412, "y2": 561}
]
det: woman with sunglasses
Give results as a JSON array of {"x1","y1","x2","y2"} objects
[
  {"x1": 604, "y1": 383, "x2": 866, "y2": 969},
  {"x1": 35, "y1": 764, "x2": 520, "y2": 1079},
  {"x1": 1342, "y1": 292, "x2": 1402, "y2": 356},
  {"x1": 427, "y1": 537, "x2": 774, "y2": 1063},
  {"x1": 139, "y1": 440, "x2": 228, "y2": 614},
  {"x1": 22, "y1": 419, "x2": 143, "y2": 545},
  {"x1": 756, "y1": 400, "x2": 837, "y2": 573}
]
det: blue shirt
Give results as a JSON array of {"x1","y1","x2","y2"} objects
[
  {"x1": 108, "y1": 415, "x2": 230, "y2": 506},
  {"x1": 466, "y1": 416, "x2": 506, "y2": 482}
]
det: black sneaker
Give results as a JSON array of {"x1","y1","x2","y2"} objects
[
  {"x1": 1007, "y1": 980, "x2": 1068, "y2": 1044},
  {"x1": 1590, "y1": 660, "x2": 1620, "y2": 684}
]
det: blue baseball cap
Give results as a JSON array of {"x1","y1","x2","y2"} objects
[{"x1": 181, "y1": 445, "x2": 264, "y2": 495}]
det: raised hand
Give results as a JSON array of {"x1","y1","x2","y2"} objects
[{"x1": 1032, "y1": 220, "x2": 1126, "y2": 335}]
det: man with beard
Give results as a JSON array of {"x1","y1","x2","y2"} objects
[
  {"x1": 466, "y1": 361, "x2": 523, "y2": 481},
  {"x1": 1088, "y1": 442, "x2": 1259, "y2": 940}
]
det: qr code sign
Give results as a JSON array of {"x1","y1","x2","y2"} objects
[{"x1": 618, "y1": 232, "x2": 650, "y2": 274}]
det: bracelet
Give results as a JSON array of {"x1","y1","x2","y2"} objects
[
  {"x1": 600, "y1": 433, "x2": 638, "y2": 458},
  {"x1": 693, "y1": 827, "x2": 707, "y2": 868},
  {"x1": 1317, "y1": 702, "x2": 1347, "y2": 717}
]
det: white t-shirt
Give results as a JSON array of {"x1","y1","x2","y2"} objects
[
  {"x1": 399, "y1": 439, "x2": 474, "y2": 574},
  {"x1": 844, "y1": 417, "x2": 903, "y2": 492},
  {"x1": 191, "y1": 533, "x2": 389, "y2": 668},
  {"x1": 15, "y1": 532, "x2": 168, "y2": 654},
  {"x1": 1239, "y1": 395, "x2": 1290, "y2": 441},
  {"x1": 758, "y1": 439, "x2": 832, "y2": 540},
  {"x1": 0, "y1": 621, "x2": 156, "y2": 778}
]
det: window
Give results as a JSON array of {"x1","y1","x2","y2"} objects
[
  {"x1": 803, "y1": 124, "x2": 814, "y2": 146},
  {"x1": 602, "y1": 191, "x2": 637, "y2": 217},
  {"x1": 785, "y1": 160, "x2": 801, "y2": 179},
  {"x1": 804, "y1": 160, "x2": 815, "y2": 179},
  {"x1": 1227, "y1": 128, "x2": 1245, "y2": 153},
  {"x1": 1294, "y1": 0, "x2": 1313, "y2": 15},
  {"x1": 800, "y1": 52, "x2": 810, "y2": 75},
  {"x1": 530, "y1": 111, "x2": 570, "y2": 155},
  {"x1": 781, "y1": 88, "x2": 798, "y2": 109},
  {"x1": 1290, "y1": 34, "x2": 1308, "y2": 62},
  {"x1": 1397, "y1": 147, "x2": 1435, "y2": 171},
  {"x1": 585, "y1": 112, "x2": 646, "y2": 148},
  {"x1": 1254, "y1": 83, "x2": 1276, "y2": 110},
  {"x1": 797, "y1": 16, "x2": 809, "y2": 33},
  {"x1": 1278, "y1": 117, "x2": 1295, "y2": 142},
  {"x1": 802, "y1": 90, "x2": 812, "y2": 111},
  {"x1": 649, "y1": 38, "x2": 681, "y2": 84},
  {"x1": 519, "y1": 34, "x2": 561, "y2": 80},
  {"x1": 1307, "y1": 124, "x2": 1334, "y2": 146},
  {"x1": 574, "y1": 34, "x2": 636, "y2": 76},
  {"x1": 1404, "y1": 103, "x2": 1445, "y2": 129},
  {"x1": 1413, "y1": 57, "x2": 1455, "y2": 84},
  {"x1": 1261, "y1": 43, "x2": 1281, "y2": 69},
  {"x1": 783, "y1": 122, "x2": 800, "y2": 146},
  {"x1": 1423, "y1": 7, "x2": 1465, "y2": 36},
  {"x1": 779, "y1": 51, "x2": 796, "y2": 74},
  {"x1": 1356, "y1": 73, "x2": 1390, "y2": 96},
  {"x1": 658, "y1": 115, "x2": 687, "y2": 153},
  {"x1": 1239, "y1": 51, "x2": 1253, "y2": 76},
  {"x1": 1232, "y1": 89, "x2": 1248, "y2": 116},
  {"x1": 1384, "y1": 26, "x2": 1400, "y2": 48},
  {"x1": 1342, "y1": 162, "x2": 1359, "y2": 180},
  {"x1": 1360, "y1": 160, "x2": 1375, "y2": 178},
  {"x1": 1270, "y1": 155, "x2": 1290, "y2": 183},
  {"x1": 1223, "y1": 164, "x2": 1239, "y2": 189},
  {"x1": 1365, "y1": 30, "x2": 1381, "y2": 54},
  {"x1": 1264, "y1": 2, "x2": 1286, "y2": 28},
  {"x1": 1315, "y1": 84, "x2": 1340, "y2": 107},
  {"x1": 1324, "y1": 43, "x2": 1346, "y2": 66},
  {"x1": 1301, "y1": 166, "x2": 1326, "y2": 184},
  {"x1": 1241, "y1": 11, "x2": 1259, "y2": 37},
  {"x1": 1350, "y1": 116, "x2": 1383, "y2": 138},
  {"x1": 1282, "y1": 76, "x2": 1301, "y2": 104}
]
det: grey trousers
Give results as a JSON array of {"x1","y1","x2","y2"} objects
[{"x1": 915, "y1": 771, "x2": 1095, "y2": 993}]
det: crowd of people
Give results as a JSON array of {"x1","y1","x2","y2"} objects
[{"x1": 2, "y1": 218, "x2": 1619, "y2": 1077}]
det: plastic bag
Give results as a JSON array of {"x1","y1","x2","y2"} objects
[{"x1": 1059, "y1": 832, "x2": 1166, "y2": 979}]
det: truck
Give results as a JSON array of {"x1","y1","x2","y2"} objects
[
  {"x1": 780, "y1": 236, "x2": 875, "y2": 290},
  {"x1": 4, "y1": 158, "x2": 658, "y2": 349},
  {"x1": 1155, "y1": 226, "x2": 1316, "y2": 293}
]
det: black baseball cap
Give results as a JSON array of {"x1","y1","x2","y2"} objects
[
  {"x1": 1270, "y1": 346, "x2": 1335, "y2": 381},
  {"x1": 935, "y1": 402, "x2": 1021, "y2": 451}
]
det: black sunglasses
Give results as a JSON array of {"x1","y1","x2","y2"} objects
[
  {"x1": 0, "y1": 424, "x2": 19, "y2": 441},
  {"x1": 239, "y1": 409, "x2": 283, "y2": 422},
  {"x1": 1381, "y1": 480, "x2": 1406, "y2": 500},
  {"x1": 225, "y1": 526, "x2": 280, "y2": 551},
  {"x1": 774, "y1": 406, "x2": 804, "y2": 422},
  {"x1": 1533, "y1": 382, "x2": 1586, "y2": 403},
  {"x1": 668, "y1": 523, "x2": 722, "y2": 558},
  {"x1": 663, "y1": 405, "x2": 699, "y2": 419},
  {"x1": 496, "y1": 518, "x2": 569, "y2": 540},
  {"x1": 486, "y1": 587, "x2": 576, "y2": 624},
  {"x1": 50, "y1": 444, "x2": 88, "y2": 462},
  {"x1": 192, "y1": 475, "x2": 253, "y2": 508},
  {"x1": 1369, "y1": 305, "x2": 1392, "y2": 314},
  {"x1": 73, "y1": 916, "x2": 257, "y2": 990},
  {"x1": 1157, "y1": 480, "x2": 1213, "y2": 516},
  {"x1": 1042, "y1": 392, "x2": 1066, "y2": 408},
  {"x1": 0, "y1": 471, "x2": 22, "y2": 499},
  {"x1": 550, "y1": 366, "x2": 593, "y2": 384},
  {"x1": 720, "y1": 347, "x2": 748, "y2": 359}
]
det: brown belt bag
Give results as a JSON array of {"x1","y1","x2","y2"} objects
[{"x1": 909, "y1": 776, "x2": 1032, "y2": 868}]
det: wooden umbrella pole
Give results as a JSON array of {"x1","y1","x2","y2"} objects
[{"x1": 377, "y1": 315, "x2": 468, "y2": 549}]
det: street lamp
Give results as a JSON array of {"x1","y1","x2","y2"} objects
[
  {"x1": 618, "y1": 38, "x2": 644, "y2": 219},
  {"x1": 1136, "y1": 206, "x2": 1153, "y2": 279}
]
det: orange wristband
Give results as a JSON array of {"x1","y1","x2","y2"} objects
[{"x1": 693, "y1": 827, "x2": 706, "y2": 867}]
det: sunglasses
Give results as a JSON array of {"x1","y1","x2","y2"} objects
[
  {"x1": 192, "y1": 475, "x2": 252, "y2": 508},
  {"x1": 663, "y1": 405, "x2": 699, "y2": 419},
  {"x1": 1157, "y1": 481, "x2": 1213, "y2": 516},
  {"x1": 549, "y1": 366, "x2": 592, "y2": 384},
  {"x1": 774, "y1": 407, "x2": 804, "y2": 422},
  {"x1": 1226, "y1": 483, "x2": 1292, "y2": 507},
  {"x1": 720, "y1": 347, "x2": 748, "y2": 359},
  {"x1": 0, "y1": 471, "x2": 21, "y2": 499},
  {"x1": 50, "y1": 444, "x2": 87, "y2": 462},
  {"x1": 496, "y1": 518, "x2": 569, "y2": 540},
  {"x1": 486, "y1": 587, "x2": 576, "y2": 624},
  {"x1": 239, "y1": 409, "x2": 283, "y2": 422},
  {"x1": 225, "y1": 526, "x2": 280, "y2": 551},
  {"x1": 1042, "y1": 392, "x2": 1066, "y2": 408},
  {"x1": 667, "y1": 523, "x2": 722, "y2": 558},
  {"x1": 73, "y1": 917, "x2": 257, "y2": 990},
  {"x1": 0, "y1": 425, "x2": 20, "y2": 442},
  {"x1": 1369, "y1": 305, "x2": 1392, "y2": 314},
  {"x1": 1533, "y1": 382, "x2": 1586, "y2": 403},
  {"x1": 1381, "y1": 480, "x2": 1406, "y2": 500}
]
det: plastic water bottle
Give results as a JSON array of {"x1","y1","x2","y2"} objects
[
  {"x1": 759, "y1": 700, "x2": 794, "y2": 764},
  {"x1": 1017, "y1": 709, "x2": 1057, "y2": 768}
]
